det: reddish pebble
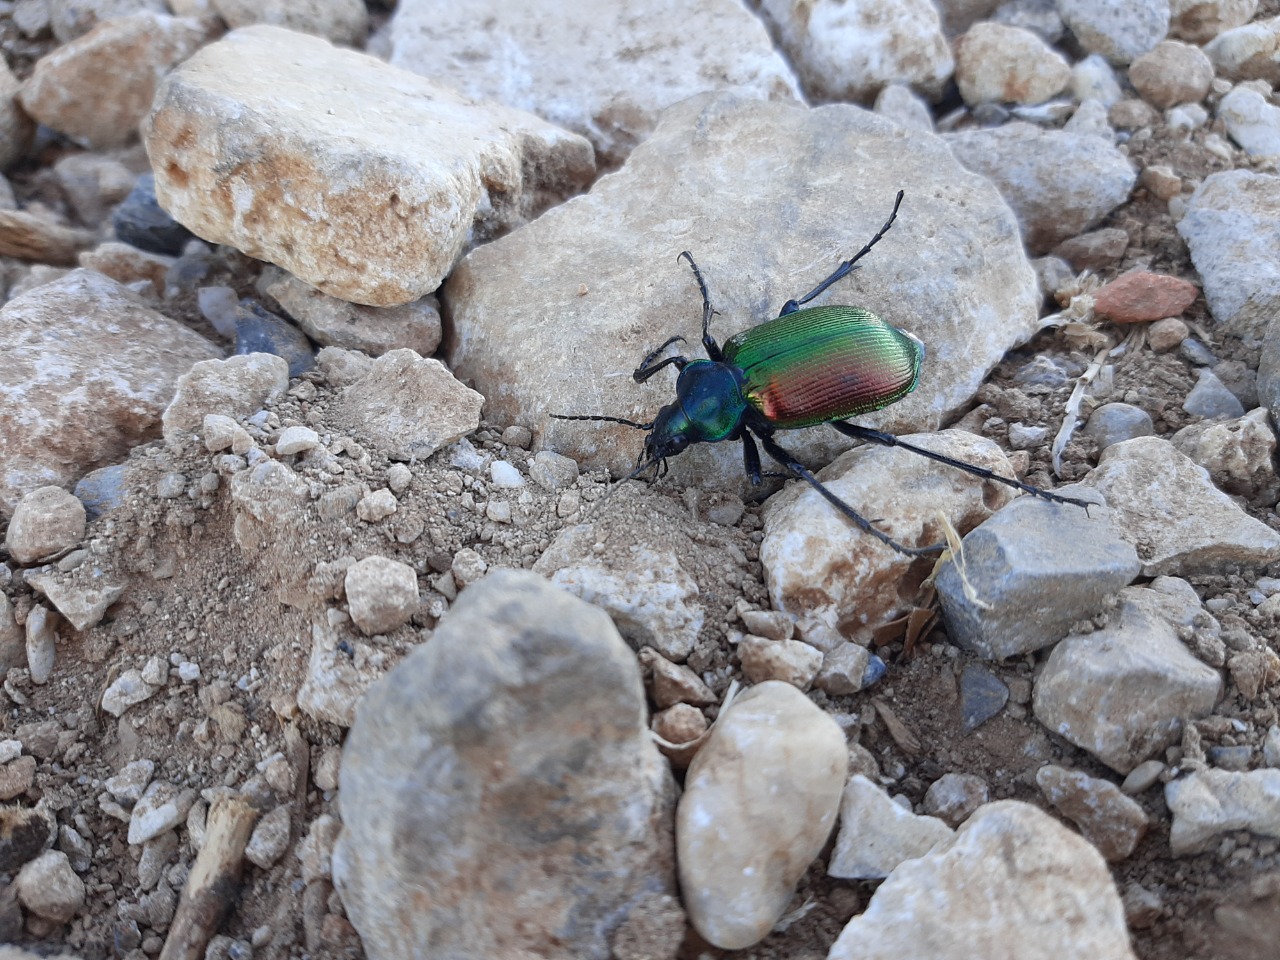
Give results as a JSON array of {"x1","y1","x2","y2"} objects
[{"x1": 1094, "y1": 270, "x2": 1198, "y2": 323}]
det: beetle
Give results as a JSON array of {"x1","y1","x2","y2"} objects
[{"x1": 552, "y1": 191, "x2": 1090, "y2": 556}]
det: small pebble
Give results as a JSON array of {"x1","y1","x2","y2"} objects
[
  {"x1": 1147, "y1": 316, "x2": 1188, "y2": 352},
  {"x1": 489, "y1": 460, "x2": 524, "y2": 488},
  {"x1": 451, "y1": 548, "x2": 487, "y2": 586},
  {"x1": 1084, "y1": 402, "x2": 1154, "y2": 451},
  {"x1": 1183, "y1": 369, "x2": 1246, "y2": 420},
  {"x1": 501, "y1": 425, "x2": 532, "y2": 449},
  {"x1": 1121, "y1": 759, "x2": 1165, "y2": 794},
  {"x1": 276, "y1": 425, "x2": 320, "y2": 455},
  {"x1": 1093, "y1": 270, "x2": 1198, "y2": 323},
  {"x1": 960, "y1": 664, "x2": 1008, "y2": 731},
  {"x1": 923, "y1": 772, "x2": 989, "y2": 827},
  {"x1": 356, "y1": 489, "x2": 397, "y2": 522},
  {"x1": 156, "y1": 472, "x2": 187, "y2": 498},
  {"x1": 1180, "y1": 337, "x2": 1217, "y2": 366},
  {"x1": 1007, "y1": 422, "x2": 1048, "y2": 449},
  {"x1": 5, "y1": 486, "x2": 87, "y2": 564},
  {"x1": 386, "y1": 463, "x2": 412, "y2": 493}
]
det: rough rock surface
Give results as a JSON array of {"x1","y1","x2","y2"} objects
[
  {"x1": 0, "y1": 269, "x2": 219, "y2": 516},
  {"x1": 450, "y1": 94, "x2": 1041, "y2": 488},
  {"x1": 334, "y1": 570, "x2": 676, "y2": 960},
  {"x1": 388, "y1": 0, "x2": 798, "y2": 165},
  {"x1": 144, "y1": 25, "x2": 596, "y2": 306}
]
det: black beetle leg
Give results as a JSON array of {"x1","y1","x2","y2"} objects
[
  {"x1": 780, "y1": 190, "x2": 905, "y2": 316},
  {"x1": 830, "y1": 421, "x2": 1094, "y2": 511},
  {"x1": 739, "y1": 429, "x2": 763, "y2": 486},
  {"x1": 549, "y1": 413, "x2": 654, "y2": 429},
  {"x1": 677, "y1": 251, "x2": 724, "y2": 362},
  {"x1": 633, "y1": 335, "x2": 689, "y2": 383},
  {"x1": 753, "y1": 428, "x2": 943, "y2": 557}
]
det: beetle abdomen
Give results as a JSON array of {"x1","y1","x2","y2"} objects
[{"x1": 723, "y1": 306, "x2": 923, "y2": 429}]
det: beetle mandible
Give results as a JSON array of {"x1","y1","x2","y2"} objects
[{"x1": 553, "y1": 191, "x2": 1090, "y2": 556}]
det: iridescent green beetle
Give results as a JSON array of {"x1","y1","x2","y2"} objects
[{"x1": 555, "y1": 191, "x2": 1089, "y2": 556}]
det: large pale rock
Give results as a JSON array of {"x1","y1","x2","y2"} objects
[
  {"x1": 828, "y1": 775, "x2": 953, "y2": 879},
  {"x1": 1078, "y1": 436, "x2": 1280, "y2": 576},
  {"x1": 945, "y1": 123, "x2": 1136, "y2": 254},
  {"x1": 144, "y1": 26, "x2": 596, "y2": 307},
  {"x1": 954, "y1": 22, "x2": 1071, "y2": 106},
  {"x1": 1165, "y1": 768, "x2": 1280, "y2": 855},
  {"x1": 1218, "y1": 86, "x2": 1280, "y2": 157},
  {"x1": 1170, "y1": 408, "x2": 1279, "y2": 500},
  {"x1": 828, "y1": 801, "x2": 1137, "y2": 960},
  {"x1": 388, "y1": 0, "x2": 798, "y2": 166},
  {"x1": 449, "y1": 95, "x2": 1041, "y2": 488},
  {"x1": 4, "y1": 486, "x2": 85, "y2": 565},
  {"x1": 0, "y1": 270, "x2": 219, "y2": 517},
  {"x1": 1203, "y1": 16, "x2": 1280, "y2": 84},
  {"x1": 334, "y1": 570, "x2": 676, "y2": 960},
  {"x1": 1057, "y1": 0, "x2": 1171, "y2": 65},
  {"x1": 1033, "y1": 587, "x2": 1224, "y2": 774},
  {"x1": 1178, "y1": 170, "x2": 1280, "y2": 339},
  {"x1": 760, "y1": 431, "x2": 1017, "y2": 646},
  {"x1": 757, "y1": 0, "x2": 953, "y2": 103},
  {"x1": 327, "y1": 349, "x2": 483, "y2": 461},
  {"x1": 211, "y1": 0, "x2": 366, "y2": 44},
  {"x1": 677, "y1": 681, "x2": 846, "y2": 949},
  {"x1": 19, "y1": 12, "x2": 215, "y2": 149},
  {"x1": 1128, "y1": 40, "x2": 1214, "y2": 110}
]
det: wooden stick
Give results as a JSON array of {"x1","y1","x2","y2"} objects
[
  {"x1": 159, "y1": 796, "x2": 260, "y2": 960},
  {"x1": 0, "y1": 209, "x2": 96, "y2": 264}
]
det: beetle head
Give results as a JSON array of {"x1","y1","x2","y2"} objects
[{"x1": 643, "y1": 402, "x2": 692, "y2": 467}]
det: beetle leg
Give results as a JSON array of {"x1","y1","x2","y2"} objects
[
  {"x1": 677, "y1": 251, "x2": 725, "y2": 362},
  {"x1": 753, "y1": 428, "x2": 943, "y2": 557},
  {"x1": 779, "y1": 190, "x2": 905, "y2": 316},
  {"x1": 634, "y1": 335, "x2": 692, "y2": 383},
  {"x1": 738, "y1": 429, "x2": 763, "y2": 486},
  {"x1": 830, "y1": 422, "x2": 1095, "y2": 510}
]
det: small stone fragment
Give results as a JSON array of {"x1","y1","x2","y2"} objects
[
  {"x1": 162, "y1": 354, "x2": 290, "y2": 440},
  {"x1": 738, "y1": 637, "x2": 823, "y2": 690},
  {"x1": 24, "y1": 605, "x2": 57, "y2": 685},
  {"x1": 245, "y1": 805, "x2": 291, "y2": 868},
  {"x1": 960, "y1": 664, "x2": 1009, "y2": 730},
  {"x1": 954, "y1": 22, "x2": 1070, "y2": 106},
  {"x1": 1128, "y1": 41, "x2": 1214, "y2": 109},
  {"x1": 1166, "y1": 768, "x2": 1280, "y2": 855},
  {"x1": 5, "y1": 486, "x2": 86, "y2": 563},
  {"x1": 1036, "y1": 765, "x2": 1149, "y2": 861},
  {"x1": 1094, "y1": 269, "x2": 1198, "y2": 323},
  {"x1": 923, "y1": 772, "x2": 990, "y2": 827},
  {"x1": 14, "y1": 849, "x2": 85, "y2": 922},
  {"x1": 829, "y1": 775, "x2": 954, "y2": 879},
  {"x1": 100, "y1": 669, "x2": 157, "y2": 718},
  {"x1": 344, "y1": 556, "x2": 419, "y2": 635},
  {"x1": 128, "y1": 781, "x2": 195, "y2": 845},
  {"x1": 356, "y1": 489, "x2": 397, "y2": 523}
]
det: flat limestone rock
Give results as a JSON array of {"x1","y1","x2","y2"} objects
[
  {"x1": 448, "y1": 94, "x2": 1041, "y2": 488},
  {"x1": 144, "y1": 25, "x2": 596, "y2": 306},
  {"x1": 0, "y1": 269, "x2": 219, "y2": 517},
  {"x1": 388, "y1": 0, "x2": 798, "y2": 165}
]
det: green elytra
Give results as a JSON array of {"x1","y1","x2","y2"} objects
[{"x1": 553, "y1": 191, "x2": 1090, "y2": 556}]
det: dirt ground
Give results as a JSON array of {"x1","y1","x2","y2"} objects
[{"x1": 2, "y1": 8, "x2": 1280, "y2": 960}]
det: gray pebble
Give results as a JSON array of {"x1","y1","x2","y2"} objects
[
  {"x1": 1084, "y1": 402, "x2": 1154, "y2": 451},
  {"x1": 960, "y1": 664, "x2": 1008, "y2": 731},
  {"x1": 1008, "y1": 422, "x2": 1048, "y2": 449},
  {"x1": 1179, "y1": 337, "x2": 1217, "y2": 366},
  {"x1": 156, "y1": 473, "x2": 187, "y2": 499},
  {"x1": 1206, "y1": 745, "x2": 1252, "y2": 771},
  {"x1": 1183, "y1": 369, "x2": 1246, "y2": 420}
]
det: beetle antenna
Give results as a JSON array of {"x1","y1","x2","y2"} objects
[{"x1": 550, "y1": 413, "x2": 654, "y2": 430}]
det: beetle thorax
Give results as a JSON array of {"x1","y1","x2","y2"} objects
[{"x1": 644, "y1": 359, "x2": 748, "y2": 464}]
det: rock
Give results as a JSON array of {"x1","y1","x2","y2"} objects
[
  {"x1": 452, "y1": 94, "x2": 1041, "y2": 488},
  {"x1": 642, "y1": 650, "x2": 716, "y2": 708},
  {"x1": 296, "y1": 620, "x2": 386, "y2": 727},
  {"x1": 52, "y1": 153, "x2": 135, "y2": 228},
  {"x1": 1079, "y1": 436, "x2": 1280, "y2": 576},
  {"x1": 14, "y1": 850, "x2": 85, "y2": 923},
  {"x1": 1183, "y1": 368, "x2": 1247, "y2": 420},
  {"x1": 1166, "y1": 768, "x2": 1280, "y2": 855},
  {"x1": 1071, "y1": 53, "x2": 1124, "y2": 105},
  {"x1": 328, "y1": 350, "x2": 483, "y2": 461},
  {"x1": 344, "y1": 556, "x2": 419, "y2": 636},
  {"x1": 959, "y1": 664, "x2": 1009, "y2": 730},
  {"x1": 19, "y1": 12, "x2": 214, "y2": 149},
  {"x1": 954, "y1": 22, "x2": 1070, "y2": 105},
  {"x1": 1171, "y1": 0, "x2": 1259, "y2": 44},
  {"x1": 1178, "y1": 170, "x2": 1280, "y2": 340},
  {"x1": 1204, "y1": 16, "x2": 1280, "y2": 84},
  {"x1": 0, "y1": 270, "x2": 219, "y2": 515},
  {"x1": 1033, "y1": 587, "x2": 1224, "y2": 773},
  {"x1": 1052, "y1": 227, "x2": 1130, "y2": 270},
  {"x1": 4, "y1": 486, "x2": 85, "y2": 564},
  {"x1": 737, "y1": 637, "x2": 823, "y2": 689},
  {"x1": 25, "y1": 570, "x2": 124, "y2": 632},
  {"x1": 923, "y1": 772, "x2": 989, "y2": 826},
  {"x1": 0, "y1": 595, "x2": 22, "y2": 675},
  {"x1": 757, "y1": 0, "x2": 953, "y2": 103},
  {"x1": 828, "y1": 801, "x2": 1136, "y2": 960},
  {"x1": 1140, "y1": 164, "x2": 1183, "y2": 203},
  {"x1": 937, "y1": 493, "x2": 1138, "y2": 660},
  {"x1": 1085, "y1": 403, "x2": 1155, "y2": 451},
  {"x1": 993, "y1": 0, "x2": 1066, "y2": 41},
  {"x1": 1063, "y1": 98, "x2": 1114, "y2": 140},
  {"x1": 145, "y1": 26, "x2": 595, "y2": 306},
  {"x1": 1036, "y1": 765, "x2": 1149, "y2": 861},
  {"x1": 230, "y1": 300, "x2": 314, "y2": 377},
  {"x1": 78, "y1": 241, "x2": 172, "y2": 293},
  {"x1": 1218, "y1": 86, "x2": 1280, "y2": 156},
  {"x1": 212, "y1": 0, "x2": 366, "y2": 44},
  {"x1": 652, "y1": 703, "x2": 709, "y2": 747},
  {"x1": 244, "y1": 805, "x2": 290, "y2": 869},
  {"x1": 829, "y1": 775, "x2": 953, "y2": 879},
  {"x1": 128, "y1": 780, "x2": 196, "y2": 845},
  {"x1": 355, "y1": 489, "x2": 396, "y2": 523},
  {"x1": 0, "y1": 57, "x2": 33, "y2": 171},
  {"x1": 388, "y1": 0, "x2": 797, "y2": 166},
  {"x1": 257, "y1": 267, "x2": 441, "y2": 358},
  {"x1": 335, "y1": 570, "x2": 675, "y2": 960},
  {"x1": 1093, "y1": 269, "x2": 1198, "y2": 322},
  {"x1": 111, "y1": 172, "x2": 194, "y2": 256},
  {"x1": 105, "y1": 759, "x2": 155, "y2": 804},
  {"x1": 1057, "y1": 0, "x2": 1170, "y2": 65},
  {"x1": 814, "y1": 642, "x2": 874, "y2": 695},
  {"x1": 1128, "y1": 41, "x2": 1214, "y2": 110},
  {"x1": 0, "y1": 755, "x2": 37, "y2": 800},
  {"x1": 1148, "y1": 316, "x2": 1189, "y2": 351},
  {"x1": 944, "y1": 123, "x2": 1136, "y2": 254},
  {"x1": 23, "y1": 605, "x2": 57, "y2": 685},
  {"x1": 0, "y1": 804, "x2": 52, "y2": 872},
  {"x1": 677, "y1": 681, "x2": 846, "y2": 949},
  {"x1": 762, "y1": 431, "x2": 1019, "y2": 645},
  {"x1": 534, "y1": 519, "x2": 705, "y2": 662},
  {"x1": 100, "y1": 669, "x2": 158, "y2": 718},
  {"x1": 162, "y1": 354, "x2": 290, "y2": 441},
  {"x1": 274, "y1": 426, "x2": 319, "y2": 456},
  {"x1": 873, "y1": 83, "x2": 935, "y2": 131},
  {"x1": 1122, "y1": 759, "x2": 1167, "y2": 794}
]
